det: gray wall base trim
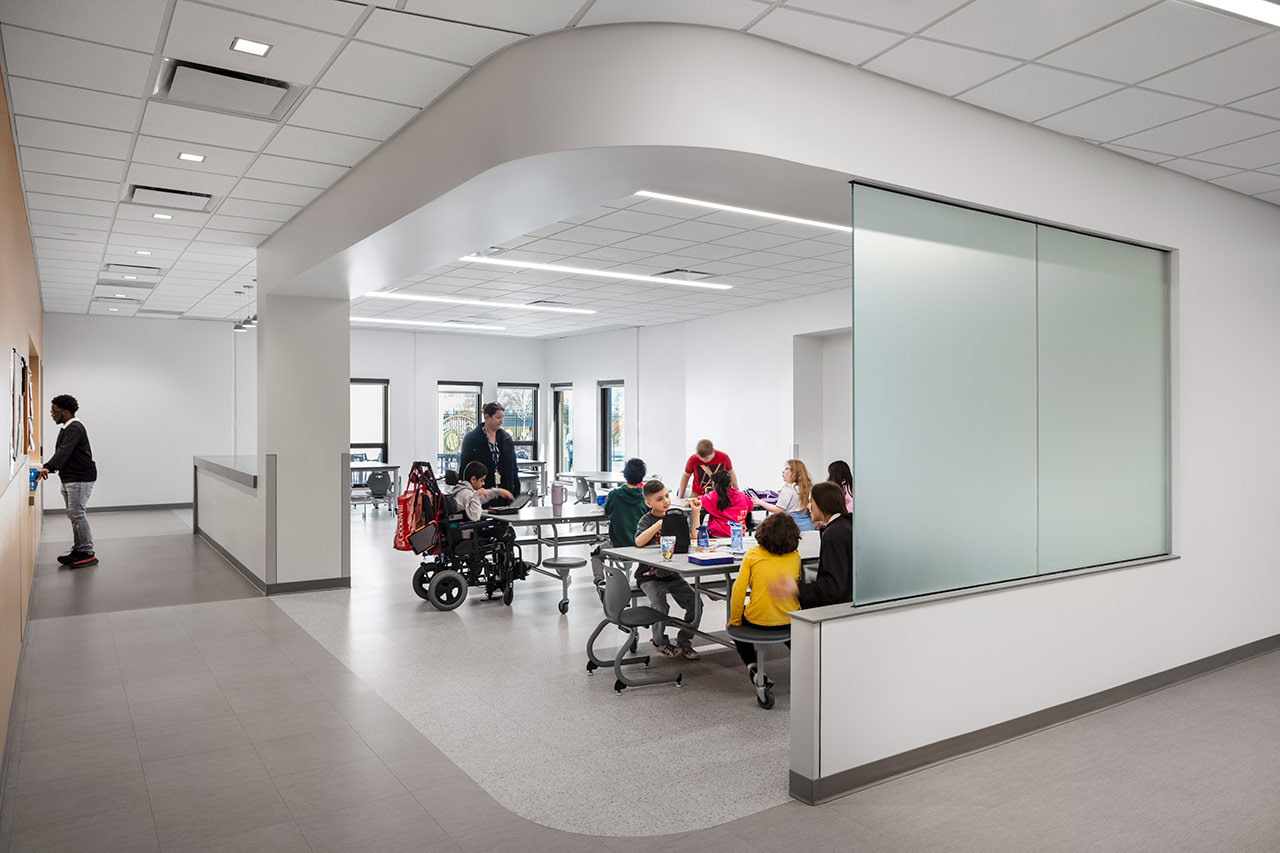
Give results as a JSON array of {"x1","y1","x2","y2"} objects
[
  {"x1": 791, "y1": 631, "x2": 1280, "y2": 806},
  {"x1": 195, "y1": 528, "x2": 350, "y2": 596},
  {"x1": 2, "y1": 540, "x2": 43, "y2": 809},
  {"x1": 43, "y1": 502, "x2": 193, "y2": 515}
]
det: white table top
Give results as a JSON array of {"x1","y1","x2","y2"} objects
[
  {"x1": 562, "y1": 471, "x2": 627, "y2": 484},
  {"x1": 483, "y1": 503, "x2": 606, "y2": 525},
  {"x1": 351, "y1": 462, "x2": 399, "y2": 471},
  {"x1": 603, "y1": 531, "x2": 822, "y2": 577}
]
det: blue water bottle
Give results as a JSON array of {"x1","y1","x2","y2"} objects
[
  {"x1": 697, "y1": 524, "x2": 709, "y2": 548},
  {"x1": 29, "y1": 467, "x2": 38, "y2": 492},
  {"x1": 729, "y1": 521, "x2": 743, "y2": 552}
]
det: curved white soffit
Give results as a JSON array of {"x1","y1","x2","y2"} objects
[{"x1": 258, "y1": 22, "x2": 1185, "y2": 298}]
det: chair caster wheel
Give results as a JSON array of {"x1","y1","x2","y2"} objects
[
  {"x1": 614, "y1": 680, "x2": 626, "y2": 693},
  {"x1": 586, "y1": 661, "x2": 597, "y2": 675},
  {"x1": 558, "y1": 599, "x2": 569, "y2": 615},
  {"x1": 757, "y1": 689, "x2": 775, "y2": 709},
  {"x1": 628, "y1": 637, "x2": 638, "y2": 653},
  {"x1": 675, "y1": 674, "x2": 683, "y2": 687}
]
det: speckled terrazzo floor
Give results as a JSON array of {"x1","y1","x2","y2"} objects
[{"x1": 270, "y1": 509, "x2": 794, "y2": 837}]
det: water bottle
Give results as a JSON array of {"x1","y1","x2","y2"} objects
[
  {"x1": 697, "y1": 524, "x2": 709, "y2": 548},
  {"x1": 29, "y1": 467, "x2": 38, "y2": 492},
  {"x1": 729, "y1": 521, "x2": 743, "y2": 552},
  {"x1": 551, "y1": 482, "x2": 566, "y2": 511}
]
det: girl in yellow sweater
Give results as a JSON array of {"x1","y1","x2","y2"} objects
[{"x1": 727, "y1": 512, "x2": 800, "y2": 682}]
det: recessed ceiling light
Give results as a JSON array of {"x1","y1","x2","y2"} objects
[
  {"x1": 108, "y1": 308, "x2": 119, "y2": 312},
  {"x1": 1187, "y1": 0, "x2": 1280, "y2": 26},
  {"x1": 350, "y1": 317, "x2": 506, "y2": 331},
  {"x1": 115, "y1": 293, "x2": 127, "y2": 297},
  {"x1": 635, "y1": 190, "x2": 852, "y2": 233},
  {"x1": 122, "y1": 276, "x2": 137, "y2": 280},
  {"x1": 362, "y1": 292, "x2": 596, "y2": 315},
  {"x1": 135, "y1": 250, "x2": 152, "y2": 255},
  {"x1": 178, "y1": 152, "x2": 205, "y2": 163},
  {"x1": 456, "y1": 256, "x2": 733, "y2": 290},
  {"x1": 152, "y1": 213, "x2": 173, "y2": 220},
  {"x1": 230, "y1": 37, "x2": 272, "y2": 56}
]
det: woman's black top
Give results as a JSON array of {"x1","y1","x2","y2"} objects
[
  {"x1": 798, "y1": 513, "x2": 853, "y2": 609},
  {"x1": 458, "y1": 426, "x2": 520, "y2": 500}
]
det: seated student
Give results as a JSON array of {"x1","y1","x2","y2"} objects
[
  {"x1": 448, "y1": 461, "x2": 516, "y2": 544},
  {"x1": 769, "y1": 481, "x2": 853, "y2": 609},
  {"x1": 590, "y1": 458, "x2": 650, "y2": 595},
  {"x1": 727, "y1": 513, "x2": 800, "y2": 682},
  {"x1": 753, "y1": 459, "x2": 815, "y2": 531},
  {"x1": 827, "y1": 460, "x2": 855, "y2": 514},
  {"x1": 697, "y1": 470, "x2": 754, "y2": 539},
  {"x1": 634, "y1": 480, "x2": 702, "y2": 660}
]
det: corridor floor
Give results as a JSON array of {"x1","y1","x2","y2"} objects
[{"x1": 2, "y1": 509, "x2": 1277, "y2": 851}]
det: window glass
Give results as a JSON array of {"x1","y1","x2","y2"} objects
[
  {"x1": 438, "y1": 387, "x2": 480, "y2": 474},
  {"x1": 555, "y1": 388, "x2": 573, "y2": 474}
]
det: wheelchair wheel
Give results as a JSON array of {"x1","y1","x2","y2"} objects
[
  {"x1": 426, "y1": 569, "x2": 467, "y2": 611},
  {"x1": 502, "y1": 584, "x2": 514, "y2": 606},
  {"x1": 411, "y1": 564, "x2": 436, "y2": 601}
]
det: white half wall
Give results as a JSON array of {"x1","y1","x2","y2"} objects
[
  {"x1": 41, "y1": 314, "x2": 234, "y2": 509},
  {"x1": 822, "y1": 331, "x2": 852, "y2": 473}
]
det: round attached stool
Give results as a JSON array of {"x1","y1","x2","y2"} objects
[
  {"x1": 542, "y1": 555, "x2": 586, "y2": 614},
  {"x1": 725, "y1": 624, "x2": 791, "y2": 709}
]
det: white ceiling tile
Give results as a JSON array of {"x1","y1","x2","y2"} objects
[
  {"x1": 139, "y1": 102, "x2": 276, "y2": 150},
  {"x1": 1114, "y1": 108, "x2": 1280, "y2": 157},
  {"x1": 23, "y1": 171, "x2": 121, "y2": 202},
  {"x1": 204, "y1": 215, "x2": 280, "y2": 236},
  {"x1": 34, "y1": 237, "x2": 106, "y2": 254},
  {"x1": 215, "y1": 197, "x2": 301, "y2": 222},
  {"x1": 13, "y1": 117, "x2": 132, "y2": 161},
  {"x1": 581, "y1": 0, "x2": 768, "y2": 28},
  {"x1": 197, "y1": 229, "x2": 266, "y2": 247},
  {"x1": 1143, "y1": 32, "x2": 1280, "y2": 104},
  {"x1": 114, "y1": 203, "x2": 210, "y2": 227},
  {"x1": 713, "y1": 230, "x2": 801, "y2": 250},
  {"x1": 31, "y1": 224, "x2": 108, "y2": 243},
  {"x1": 0, "y1": 26, "x2": 153, "y2": 96},
  {"x1": 5, "y1": 78, "x2": 142, "y2": 132},
  {"x1": 585, "y1": 209, "x2": 686, "y2": 234},
  {"x1": 1254, "y1": 187, "x2": 1280, "y2": 205},
  {"x1": 546, "y1": 224, "x2": 632, "y2": 246},
  {"x1": 130, "y1": 136, "x2": 257, "y2": 177},
  {"x1": 289, "y1": 89, "x2": 418, "y2": 139},
  {"x1": 1231, "y1": 87, "x2": 1280, "y2": 121},
  {"x1": 28, "y1": 210, "x2": 113, "y2": 232},
  {"x1": 576, "y1": 246, "x2": 652, "y2": 264},
  {"x1": 23, "y1": 193, "x2": 117, "y2": 218},
  {"x1": 958, "y1": 63, "x2": 1123, "y2": 122},
  {"x1": 865, "y1": 37, "x2": 1020, "y2": 96},
  {"x1": 677, "y1": 243, "x2": 755, "y2": 261},
  {"x1": 1100, "y1": 143, "x2": 1171, "y2": 164},
  {"x1": 1159, "y1": 158, "x2": 1242, "y2": 180},
  {"x1": 0, "y1": 0, "x2": 168, "y2": 51},
  {"x1": 1039, "y1": 2, "x2": 1264, "y2": 84},
  {"x1": 244, "y1": 154, "x2": 347, "y2": 188},
  {"x1": 401, "y1": 0, "x2": 583, "y2": 33},
  {"x1": 184, "y1": 241, "x2": 257, "y2": 258},
  {"x1": 107, "y1": 232, "x2": 190, "y2": 251},
  {"x1": 1193, "y1": 130, "x2": 1280, "y2": 169},
  {"x1": 1037, "y1": 88, "x2": 1206, "y2": 143},
  {"x1": 920, "y1": 0, "x2": 1157, "y2": 60},
  {"x1": 229, "y1": 178, "x2": 322, "y2": 206},
  {"x1": 748, "y1": 8, "x2": 904, "y2": 65},
  {"x1": 1210, "y1": 170, "x2": 1280, "y2": 195},
  {"x1": 125, "y1": 163, "x2": 240, "y2": 197},
  {"x1": 716, "y1": 249, "x2": 796, "y2": 267},
  {"x1": 319, "y1": 41, "x2": 467, "y2": 107},
  {"x1": 163, "y1": 1, "x2": 345, "y2": 84},
  {"x1": 770, "y1": 238, "x2": 848, "y2": 258},
  {"x1": 795, "y1": 0, "x2": 971, "y2": 33},
  {"x1": 263, "y1": 126, "x2": 378, "y2": 166},
  {"x1": 609, "y1": 234, "x2": 697, "y2": 254},
  {"x1": 356, "y1": 9, "x2": 524, "y2": 65},
  {"x1": 648, "y1": 220, "x2": 744, "y2": 242},
  {"x1": 20, "y1": 146, "x2": 124, "y2": 182},
  {"x1": 199, "y1": 0, "x2": 365, "y2": 35},
  {"x1": 111, "y1": 219, "x2": 201, "y2": 241}
]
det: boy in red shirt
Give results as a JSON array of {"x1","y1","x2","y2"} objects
[{"x1": 678, "y1": 438, "x2": 738, "y2": 498}]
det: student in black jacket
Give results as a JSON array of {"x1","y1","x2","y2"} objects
[
  {"x1": 458, "y1": 401, "x2": 520, "y2": 507},
  {"x1": 38, "y1": 394, "x2": 99, "y2": 568},
  {"x1": 770, "y1": 481, "x2": 852, "y2": 608}
]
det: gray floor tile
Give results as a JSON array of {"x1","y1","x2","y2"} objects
[
  {"x1": 251, "y1": 724, "x2": 376, "y2": 777},
  {"x1": 377, "y1": 742, "x2": 471, "y2": 793},
  {"x1": 149, "y1": 775, "x2": 294, "y2": 850},
  {"x1": 7, "y1": 803, "x2": 158, "y2": 853},
  {"x1": 17, "y1": 702, "x2": 134, "y2": 752},
  {"x1": 15, "y1": 733, "x2": 141, "y2": 789},
  {"x1": 165, "y1": 821, "x2": 311, "y2": 853},
  {"x1": 272, "y1": 755, "x2": 408, "y2": 821},
  {"x1": 9, "y1": 766, "x2": 150, "y2": 834},
  {"x1": 297, "y1": 792, "x2": 453, "y2": 853},
  {"x1": 133, "y1": 714, "x2": 252, "y2": 765},
  {"x1": 142, "y1": 742, "x2": 270, "y2": 800},
  {"x1": 126, "y1": 686, "x2": 236, "y2": 732},
  {"x1": 235, "y1": 699, "x2": 351, "y2": 744}
]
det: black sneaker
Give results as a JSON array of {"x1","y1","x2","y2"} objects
[
  {"x1": 653, "y1": 641, "x2": 681, "y2": 658},
  {"x1": 67, "y1": 552, "x2": 98, "y2": 568},
  {"x1": 679, "y1": 646, "x2": 701, "y2": 661},
  {"x1": 56, "y1": 552, "x2": 78, "y2": 565}
]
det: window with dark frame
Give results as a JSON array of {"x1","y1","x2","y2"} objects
[
  {"x1": 350, "y1": 378, "x2": 389, "y2": 486},
  {"x1": 599, "y1": 381, "x2": 624, "y2": 473},
  {"x1": 496, "y1": 383, "x2": 539, "y2": 461},
  {"x1": 553, "y1": 384, "x2": 572, "y2": 474},
  {"x1": 437, "y1": 381, "x2": 482, "y2": 475}
]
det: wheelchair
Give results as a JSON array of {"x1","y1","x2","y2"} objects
[{"x1": 408, "y1": 467, "x2": 532, "y2": 611}]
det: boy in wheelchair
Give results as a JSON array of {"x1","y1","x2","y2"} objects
[{"x1": 440, "y1": 462, "x2": 528, "y2": 597}]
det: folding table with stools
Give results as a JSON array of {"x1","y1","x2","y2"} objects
[{"x1": 481, "y1": 503, "x2": 607, "y2": 614}]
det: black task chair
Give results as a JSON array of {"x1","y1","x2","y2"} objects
[
  {"x1": 590, "y1": 562, "x2": 682, "y2": 694},
  {"x1": 365, "y1": 470, "x2": 394, "y2": 515},
  {"x1": 725, "y1": 623, "x2": 790, "y2": 709}
]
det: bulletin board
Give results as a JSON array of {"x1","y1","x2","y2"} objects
[{"x1": 9, "y1": 348, "x2": 33, "y2": 479}]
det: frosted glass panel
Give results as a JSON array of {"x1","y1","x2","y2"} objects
[
  {"x1": 1037, "y1": 227, "x2": 1169, "y2": 572},
  {"x1": 853, "y1": 185, "x2": 1038, "y2": 603}
]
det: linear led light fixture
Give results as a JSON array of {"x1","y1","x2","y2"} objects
[
  {"x1": 363, "y1": 291, "x2": 596, "y2": 315},
  {"x1": 1186, "y1": 0, "x2": 1280, "y2": 26},
  {"x1": 230, "y1": 37, "x2": 272, "y2": 56},
  {"x1": 135, "y1": 250, "x2": 152, "y2": 255},
  {"x1": 351, "y1": 317, "x2": 506, "y2": 331},
  {"x1": 152, "y1": 213, "x2": 173, "y2": 220},
  {"x1": 457, "y1": 256, "x2": 733, "y2": 290},
  {"x1": 635, "y1": 190, "x2": 852, "y2": 233},
  {"x1": 178, "y1": 152, "x2": 206, "y2": 163}
]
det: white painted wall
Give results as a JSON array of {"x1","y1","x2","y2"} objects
[
  {"x1": 41, "y1": 314, "x2": 234, "y2": 509},
  {"x1": 821, "y1": 331, "x2": 852, "y2": 473},
  {"x1": 234, "y1": 329, "x2": 256, "y2": 456},
  {"x1": 194, "y1": 470, "x2": 264, "y2": 581},
  {"x1": 545, "y1": 328, "x2": 638, "y2": 475}
]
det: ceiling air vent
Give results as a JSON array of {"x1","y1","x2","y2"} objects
[
  {"x1": 653, "y1": 269, "x2": 717, "y2": 281},
  {"x1": 130, "y1": 185, "x2": 212, "y2": 211},
  {"x1": 152, "y1": 58, "x2": 301, "y2": 120},
  {"x1": 136, "y1": 310, "x2": 183, "y2": 320},
  {"x1": 103, "y1": 263, "x2": 164, "y2": 276}
]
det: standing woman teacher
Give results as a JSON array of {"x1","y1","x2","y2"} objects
[{"x1": 459, "y1": 401, "x2": 520, "y2": 506}]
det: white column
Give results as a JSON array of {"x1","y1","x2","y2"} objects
[{"x1": 257, "y1": 291, "x2": 349, "y2": 586}]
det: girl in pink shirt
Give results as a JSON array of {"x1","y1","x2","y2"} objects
[{"x1": 698, "y1": 471, "x2": 754, "y2": 538}]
